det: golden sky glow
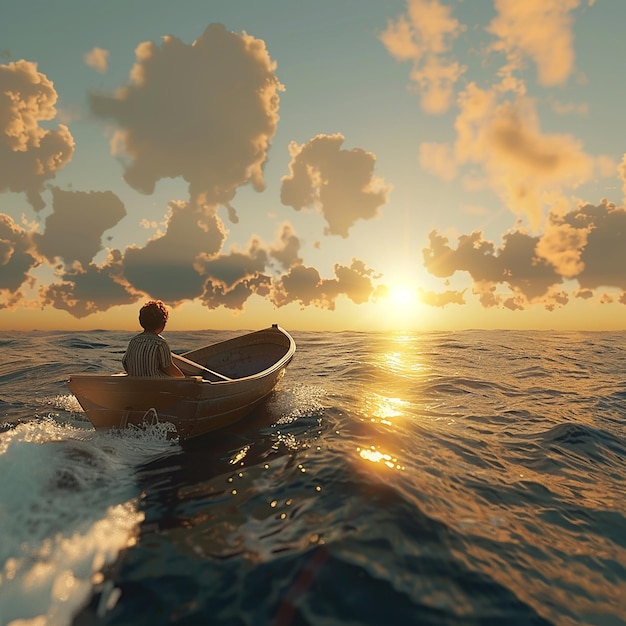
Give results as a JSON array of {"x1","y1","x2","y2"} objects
[{"x1": 0, "y1": 0, "x2": 625, "y2": 331}]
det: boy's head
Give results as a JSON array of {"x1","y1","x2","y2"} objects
[{"x1": 139, "y1": 300, "x2": 169, "y2": 332}]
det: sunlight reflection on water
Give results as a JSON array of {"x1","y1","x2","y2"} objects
[
  {"x1": 334, "y1": 331, "x2": 626, "y2": 626},
  {"x1": 2, "y1": 330, "x2": 625, "y2": 625}
]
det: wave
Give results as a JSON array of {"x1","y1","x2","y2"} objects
[
  {"x1": 0, "y1": 418, "x2": 179, "y2": 626},
  {"x1": 2, "y1": 329, "x2": 625, "y2": 625}
]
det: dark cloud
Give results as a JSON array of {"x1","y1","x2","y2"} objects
[
  {"x1": 198, "y1": 230, "x2": 379, "y2": 313},
  {"x1": 269, "y1": 222, "x2": 302, "y2": 270},
  {"x1": 202, "y1": 275, "x2": 271, "y2": 311},
  {"x1": 574, "y1": 288, "x2": 593, "y2": 300},
  {"x1": 280, "y1": 133, "x2": 391, "y2": 237},
  {"x1": 272, "y1": 265, "x2": 336, "y2": 309},
  {"x1": 0, "y1": 60, "x2": 74, "y2": 210},
  {"x1": 121, "y1": 200, "x2": 226, "y2": 304},
  {"x1": 333, "y1": 259, "x2": 379, "y2": 304},
  {"x1": 423, "y1": 228, "x2": 563, "y2": 309},
  {"x1": 271, "y1": 259, "x2": 378, "y2": 310},
  {"x1": 89, "y1": 23, "x2": 283, "y2": 207},
  {"x1": 423, "y1": 230, "x2": 503, "y2": 282},
  {"x1": 201, "y1": 238, "x2": 268, "y2": 286},
  {"x1": 497, "y1": 230, "x2": 562, "y2": 300},
  {"x1": 35, "y1": 188, "x2": 126, "y2": 268},
  {"x1": 40, "y1": 250, "x2": 136, "y2": 318},
  {"x1": 198, "y1": 224, "x2": 303, "y2": 311},
  {"x1": 0, "y1": 30, "x2": 395, "y2": 321},
  {"x1": 423, "y1": 201, "x2": 626, "y2": 309},
  {"x1": 561, "y1": 201, "x2": 626, "y2": 291},
  {"x1": 0, "y1": 213, "x2": 39, "y2": 297}
]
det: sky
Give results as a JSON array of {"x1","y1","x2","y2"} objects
[{"x1": 1, "y1": 0, "x2": 625, "y2": 332}]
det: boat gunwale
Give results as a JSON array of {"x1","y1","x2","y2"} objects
[{"x1": 68, "y1": 325, "x2": 296, "y2": 386}]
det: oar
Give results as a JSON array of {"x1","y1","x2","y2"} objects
[{"x1": 171, "y1": 353, "x2": 232, "y2": 381}]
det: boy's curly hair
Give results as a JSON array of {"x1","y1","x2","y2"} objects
[{"x1": 139, "y1": 300, "x2": 169, "y2": 332}]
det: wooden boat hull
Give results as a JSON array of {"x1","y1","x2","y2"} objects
[{"x1": 67, "y1": 325, "x2": 295, "y2": 439}]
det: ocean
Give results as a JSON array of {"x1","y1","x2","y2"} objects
[{"x1": 0, "y1": 329, "x2": 625, "y2": 626}]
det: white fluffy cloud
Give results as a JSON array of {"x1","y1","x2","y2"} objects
[{"x1": 0, "y1": 61, "x2": 74, "y2": 210}]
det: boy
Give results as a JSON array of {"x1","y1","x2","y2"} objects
[{"x1": 122, "y1": 300, "x2": 185, "y2": 377}]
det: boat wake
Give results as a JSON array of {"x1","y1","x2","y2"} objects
[{"x1": 0, "y1": 417, "x2": 180, "y2": 625}]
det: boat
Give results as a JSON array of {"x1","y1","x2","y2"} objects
[{"x1": 67, "y1": 325, "x2": 296, "y2": 440}]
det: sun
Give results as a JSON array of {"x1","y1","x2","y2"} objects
[
  {"x1": 376, "y1": 282, "x2": 423, "y2": 331},
  {"x1": 386, "y1": 284, "x2": 419, "y2": 309},
  {"x1": 371, "y1": 279, "x2": 424, "y2": 330}
]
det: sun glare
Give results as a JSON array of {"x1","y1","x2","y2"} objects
[
  {"x1": 387, "y1": 285, "x2": 418, "y2": 309},
  {"x1": 374, "y1": 282, "x2": 424, "y2": 331}
]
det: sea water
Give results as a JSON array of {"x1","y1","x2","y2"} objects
[{"x1": 0, "y1": 330, "x2": 624, "y2": 625}]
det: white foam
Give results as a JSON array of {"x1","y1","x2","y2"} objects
[
  {"x1": 0, "y1": 418, "x2": 179, "y2": 626},
  {"x1": 268, "y1": 383, "x2": 326, "y2": 424},
  {"x1": 45, "y1": 394, "x2": 83, "y2": 415}
]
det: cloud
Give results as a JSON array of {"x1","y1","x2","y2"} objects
[
  {"x1": 423, "y1": 200, "x2": 626, "y2": 309},
  {"x1": 333, "y1": 259, "x2": 380, "y2": 304},
  {"x1": 382, "y1": 1, "x2": 598, "y2": 232},
  {"x1": 471, "y1": 281, "x2": 501, "y2": 308},
  {"x1": 619, "y1": 153, "x2": 626, "y2": 203},
  {"x1": 196, "y1": 224, "x2": 305, "y2": 311},
  {"x1": 424, "y1": 230, "x2": 503, "y2": 282},
  {"x1": 0, "y1": 60, "x2": 75, "y2": 210},
  {"x1": 431, "y1": 85, "x2": 595, "y2": 229},
  {"x1": 199, "y1": 223, "x2": 312, "y2": 312},
  {"x1": 121, "y1": 200, "x2": 227, "y2": 304},
  {"x1": 89, "y1": 23, "x2": 284, "y2": 207},
  {"x1": 40, "y1": 250, "x2": 137, "y2": 318},
  {"x1": 27, "y1": 181, "x2": 381, "y2": 315},
  {"x1": 271, "y1": 264, "x2": 333, "y2": 309},
  {"x1": 419, "y1": 142, "x2": 456, "y2": 180},
  {"x1": 423, "y1": 228, "x2": 564, "y2": 309},
  {"x1": 380, "y1": 0, "x2": 465, "y2": 113},
  {"x1": 487, "y1": 0, "x2": 579, "y2": 86},
  {"x1": 4, "y1": 11, "x2": 618, "y2": 326},
  {"x1": 559, "y1": 200, "x2": 626, "y2": 291},
  {"x1": 199, "y1": 233, "x2": 379, "y2": 312},
  {"x1": 0, "y1": 214, "x2": 40, "y2": 300},
  {"x1": 34, "y1": 188, "x2": 126, "y2": 268},
  {"x1": 0, "y1": 206, "x2": 135, "y2": 316},
  {"x1": 280, "y1": 134, "x2": 391, "y2": 237},
  {"x1": 271, "y1": 259, "x2": 379, "y2": 310},
  {"x1": 548, "y1": 97, "x2": 588, "y2": 116},
  {"x1": 535, "y1": 213, "x2": 589, "y2": 278},
  {"x1": 417, "y1": 287, "x2": 465, "y2": 307},
  {"x1": 84, "y1": 47, "x2": 110, "y2": 73},
  {"x1": 574, "y1": 288, "x2": 593, "y2": 300},
  {"x1": 269, "y1": 222, "x2": 302, "y2": 270},
  {"x1": 202, "y1": 274, "x2": 271, "y2": 311},
  {"x1": 201, "y1": 237, "x2": 268, "y2": 286}
]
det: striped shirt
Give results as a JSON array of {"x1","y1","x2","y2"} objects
[{"x1": 122, "y1": 333, "x2": 173, "y2": 377}]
